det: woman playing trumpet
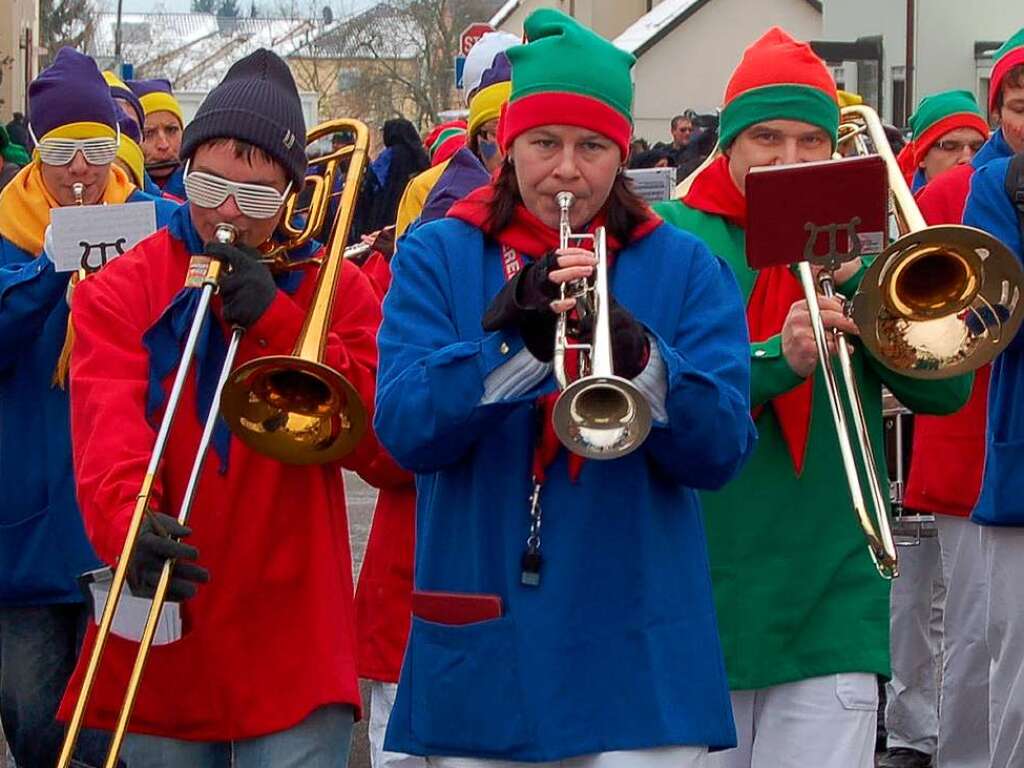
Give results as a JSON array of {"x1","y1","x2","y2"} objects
[{"x1": 374, "y1": 9, "x2": 756, "y2": 766}]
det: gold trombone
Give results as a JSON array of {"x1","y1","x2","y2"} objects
[
  {"x1": 551, "y1": 191, "x2": 652, "y2": 459},
  {"x1": 57, "y1": 118, "x2": 371, "y2": 768}
]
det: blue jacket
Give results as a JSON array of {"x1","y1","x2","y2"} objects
[
  {"x1": 0, "y1": 189, "x2": 179, "y2": 604},
  {"x1": 375, "y1": 217, "x2": 756, "y2": 760},
  {"x1": 964, "y1": 139, "x2": 1023, "y2": 526},
  {"x1": 153, "y1": 164, "x2": 187, "y2": 200}
]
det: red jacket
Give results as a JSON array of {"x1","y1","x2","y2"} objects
[
  {"x1": 903, "y1": 163, "x2": 988, "y2": 517},
  {"x1": 59, "y1": 227, "x2": 382, "y2": 740},
  {"x1": 353, "y1": 249, "x2": 416, "y2": 683}
]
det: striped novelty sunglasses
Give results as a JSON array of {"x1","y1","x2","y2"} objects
[
  {"x1": 183, "y1": 161, "x2": 292, "y2": 220},
  {"x1": 30, "y1": 125, "x2": 121, "y2": 167}
]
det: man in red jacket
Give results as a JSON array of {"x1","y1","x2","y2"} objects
[
  {"x1": 59, "y1": 49, "x2": 382, "y2": 767},
  {"x1": 884, "y1": 34, "x2": 1024, "y2": 768}
]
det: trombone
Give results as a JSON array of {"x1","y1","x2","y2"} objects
[
  {"x1": 801, "y1": 105, "x2": 1024, "y2": 579},
  {"x1": 551, "y1": 191, "x2": 652, "y2": 459},
  {"x1": 57, "y1": 118, "x2": 371, "y2": 768}
]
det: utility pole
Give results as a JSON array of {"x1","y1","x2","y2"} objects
[
  {"x1": 905, "y1": 0, "x2": 915, "y2": 123},
  {"x1": 114, "y1": 0, "x2": 124, "y2": 66}
]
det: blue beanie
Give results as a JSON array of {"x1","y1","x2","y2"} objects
[{"x1": 29, "y1": 48, "x2": 117, "y2": 141}]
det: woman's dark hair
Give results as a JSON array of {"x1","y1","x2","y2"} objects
[{"x1": 485, "y1": 158, "x2": 652, "y2": 244}]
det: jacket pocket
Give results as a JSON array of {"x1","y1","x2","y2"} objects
[
  {"x1": 409, "y1": 615, "x2": 532, "y2": 753},
  {"x1": 834, "y1": 672, "x2": 878, "y2": 711},
  {"x1": 977, "y1": 439, "x2": 1024, "y2": 525},
  {"x1": 0, "y1": 507, "x2": 79, "y2": 600}
]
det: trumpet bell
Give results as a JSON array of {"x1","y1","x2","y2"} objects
[
  {"x1": 220, "y1": 356, "x2": 368, "y2": 464},
  {"x1": 851, "y1": 225, "x2": 1024, "y2": 379},
  {"x1": 552, "y1": 375, "x2": 652, "y2": 459}
]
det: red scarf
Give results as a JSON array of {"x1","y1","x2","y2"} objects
[
  {"x1": 684, "y1": 155, "x2": 813, "y2": 474},
  {"x1": 449, "y1": 184, "x2": 662, "y2": 481}
]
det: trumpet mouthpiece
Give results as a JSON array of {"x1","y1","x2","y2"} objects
[
  {"x1": 556, "y1": 191, "x2": 575, "y2": 210},
  {"x1": 214, "y1": 223, "x2": 238, "y2": 244},
  {"x1": 72, "y1": 183, "x2": 85, "y2": 205}
]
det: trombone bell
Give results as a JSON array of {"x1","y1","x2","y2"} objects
[{"x1": 219, "y1": 356, "x2": 367, "y2": 465}]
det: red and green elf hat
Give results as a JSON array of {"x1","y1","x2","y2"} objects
[
  {"x1": 499, "y1": 8, "x2": 635, "y2": 158},
  {"x1": 990, "y1": 27, "x2": 1024, "y2": 113},
  {"x1": 718, "y1": 27, "x2": 839, "y2": 149},
  {"x1": 907, "y1": 89, "x2": 988, "y2": 166}
]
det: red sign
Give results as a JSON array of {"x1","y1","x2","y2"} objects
[{"x1": 460, "y1": 22, "x2": 495, "y2": 56}]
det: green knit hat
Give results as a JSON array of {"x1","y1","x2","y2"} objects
[
  {"x1": 990, "y1": 27, "x2": 1024, "y2": 113},
  {"x1": 499, "y1": 8, "x2": 635, "y2": 157},
  {"x1": 718, "y1": 27, "x2": 839, "y2": 149},
  {"x1": 909, "y1": 90, "x2": 988, "y2": 160}
]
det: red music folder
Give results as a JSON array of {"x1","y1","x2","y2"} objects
[{"x1": 745, "y1": 155, "x2": 889, "y2": 270}]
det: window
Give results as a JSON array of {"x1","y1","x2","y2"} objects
[
  {"x1": 891, "y1": 65, "x2": 907, "y2": 127},
  {"x1": 336, "y1": 67, "x2": 360, "y2": 92}
]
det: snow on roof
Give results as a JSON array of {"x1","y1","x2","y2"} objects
[
  {"x1": 89, "y1": 12, "x2": 339, "y2": 91},
  {"x1": 489, "y1": 0, "x2": 520, "y2": 28},
  {"x1": 613, "y1": 0, "x2": 704, "y2": 56}
]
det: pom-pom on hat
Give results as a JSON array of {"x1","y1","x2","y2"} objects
[
  {"x1": 718, "y1": 27, "x2": 839, "y2": 150},
  {"x1": 500, "y1": 8, "x2": 635, "y2": 158},
  {"x1": 28, "y1": 48, "x2": 118, "y2": 143},
  {"x1": 989, "y1": 28, "x2": 1024, "y2": 114},
  {"x1": 128, "y1": 78, "x2": 185, "y2": 127},
  {"x1": 179, "y1": 48, "x2": 307, "y2": 188},
  {"x1": 103, "y1": 71, "x2": 145, "y2": 127},
  {"x1": 908, "y1": 89, "x2": 988, "y2": 166}
]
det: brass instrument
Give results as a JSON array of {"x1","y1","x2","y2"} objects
[
  {"x1": 843, "y1": 104, "x2": 1024, "y2": 379},
  {"x1": 551, "y1": 191, "x2": 652, "y2": 459},
  {"x1": 57, "y1": 119, "x2": 371, "y2": 767},
  {"x1": 220, "y1": 118, "x2": 370, "y2": 464}
]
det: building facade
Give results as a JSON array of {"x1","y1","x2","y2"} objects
[{"x1": 0, "y1": 0, "x2": 40, "y2": 122}]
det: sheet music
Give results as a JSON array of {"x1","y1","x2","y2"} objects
[{"x1": 49, "y1": 201, "x2": 157, "y2": 273}]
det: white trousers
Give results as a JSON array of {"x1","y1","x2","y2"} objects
[
  {"x1": 936, "y1": 516, "x2": 990, "y2": 768},
  {"x1": 368, "y1": 681, "x2": 428, "y2": 768},
  {"x1": 425, "y1": 746, "x2": 708, "y2": 768},
  {"x1": 885, "y1": 529, "x2": 944, "y2": 754},
  {"x1": 980, "y1": 525, "x2": 1024, "y2": 768},
  {"x1": 707, "y1": 673, "x2": 878, "y2": 768}
]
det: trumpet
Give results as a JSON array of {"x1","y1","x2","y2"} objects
[
  {"x1": 551, "y1": 191, "x2": 652, "y2": 459},
  {"x1": 57, "y1": 118, "x2": 372, "y2": 767}
]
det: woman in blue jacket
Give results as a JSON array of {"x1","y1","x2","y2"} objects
[{"x1": 374, "y1": 9, "x2": 756, "y2": 766}]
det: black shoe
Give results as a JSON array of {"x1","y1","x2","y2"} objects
[{"x1": 878, "y1": 747, "x2": 933, "y2": 768}]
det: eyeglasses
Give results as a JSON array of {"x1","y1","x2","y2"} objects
[
  {"x1": 935, "y1": 139, "x2": 985, "y2": 154},
  {"x1": 30, "y1": 125, "x2": 121, "y2": 167},
  {"x1": 184, "y1": 162, "x2": 292, "y2": 219}
]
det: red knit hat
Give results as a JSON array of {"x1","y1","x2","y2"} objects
[{"x1": 718, "y1": 27, "x2": 839, "y2": 148}]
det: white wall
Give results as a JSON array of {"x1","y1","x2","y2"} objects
[
  {"x1": 630, "y1": 0, "x2": 822, "y2": 142},
  {"x1": 492, "y1": 0, "x2": 662, "y2": 41},
  {"x1": 822, "y1": 0, "x2": 1023, "y2": 122}
]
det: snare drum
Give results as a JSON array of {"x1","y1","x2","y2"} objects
[{"x1": 882, "y1": 390, "x2": 937, "y2": 545}]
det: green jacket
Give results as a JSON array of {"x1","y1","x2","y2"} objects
[{"x1": 655, "y1": 199, "x2": 972, "y2": 690}]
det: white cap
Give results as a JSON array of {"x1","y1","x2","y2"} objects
[{"x1": 462, "y1": 31, "x2": 520, "y2": 105}]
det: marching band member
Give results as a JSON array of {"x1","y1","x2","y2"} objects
[
  {"x1": 654, "y1": 28, "x2": 972, "y2": 768},
  {"x1": 354, "y1": 50, "x2": 514, "y2": 768},
  {"x1": 959, "y1": 28, "x2": 1024, "y2": 768},
  {"x1": 129, "y1": 77, "x2": 188, "y2": 199},
  {"x1": 103, "y1": 70, "x2": 146, "y2": 129},
  {"x1": 58, "y1": 49, "x2": 381, "y2": 766},
  {"x1": 0, "y1": 47, "x2": 177, "y2": 768},
  {"x1": 885, "y1": 90, "x2": 992, "y2": 768},
  {"x1": 896, "y1": 90, "x2": 989, "y2": 192},
  {"x1": 375, "y1": 9, "x2": 755, "y2": 766}
]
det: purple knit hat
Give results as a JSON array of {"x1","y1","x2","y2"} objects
[
  {"x1": 28, "y1": 47, "x2": 118, "y2": 140},
  {"x1": 128, "y1": 78, "x2": 184, "y2": 125}
]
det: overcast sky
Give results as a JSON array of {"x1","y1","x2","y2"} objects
[{"x1": 108, "y1": 0, "x2": 379, "y2": 16}]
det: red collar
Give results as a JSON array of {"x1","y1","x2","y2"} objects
[{"x1": 682, "y1": 154, "x2": 747, "y2": 229}]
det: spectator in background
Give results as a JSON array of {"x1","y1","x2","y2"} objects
[
  {"x1": 654, "y1": 113, "x2": 694, "y2": 166},
  {"x1": 5, "y1": 112, "x2": 29, "y2": 149},
  {"x1": 630, "y1": 137, "x2": 650, "y2": 155},
  {"x1": 629, "y1": 147, "x2": 676, "y2": 170},
  {"x1": 352, "y1": 118, "x2": 429, "y2": 241},
  {"x1": 0, "y1": 126, "x2": 25, "y2": 191}
]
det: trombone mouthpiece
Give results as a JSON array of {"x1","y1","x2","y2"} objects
[
  {"x1": 556, "y1": 191, "x2": 575, "y2": 211},
  {"x1": 214, "y1": 223, "x2": 238, "y2": 245},
  {"x1": 72, "y1": 183, "x2": 84, "y2": 205}
]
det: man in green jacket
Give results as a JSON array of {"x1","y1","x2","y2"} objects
[{"x1": 654, "y1": 27, "x2": 972, "y2": 768}]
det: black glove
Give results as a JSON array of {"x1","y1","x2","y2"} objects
[
  {"x1": 206, "y1": 241, "x2": 277, "y2": 329},
  {"x1": 482, "y1": 250, "x2": 562, "y2": 362},
  {"x1": 127, "y1": 512, "x2": 210, "y2": 601},
  {"x1": 577, "y1": 297, "x2": 650, "y2": 380}
]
